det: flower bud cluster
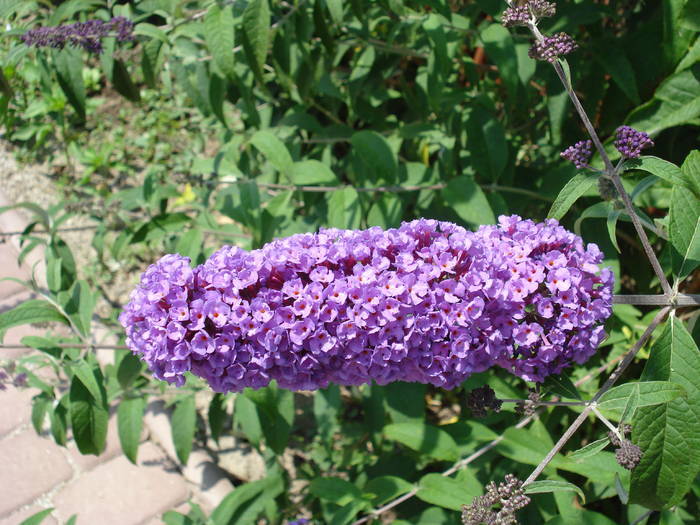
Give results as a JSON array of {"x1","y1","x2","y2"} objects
[
  {"x1": 21, "y1": 17, "x2": 134, "y2": 53},
  {"x1": 528, "y1": 32, "x2": 578, "y2": 62},
  {"x1": 560, "y1": 140, "x2": 593, "y2": 169},
  {"x1": 502, "y1": 0, "x2": 556, "y2": 27},
  {"x1": 462, "y1": 474, "x2": 530, "y2": 525},
  {"x1": 120, "y1": 216, "x2": 612, "y2": 393},
  {"x1": 614, "y1": 126, "x2": 654, "y2": 159},
  {"x1": 466, "y1": 385, "x2": 503, "y2": 418}
]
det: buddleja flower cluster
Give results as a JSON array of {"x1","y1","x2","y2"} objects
[
  {"x1": 120, "y1": 216, "x2": 613, "y2": 393},
  {"x1": 21, "y1": 17, "x2": 134, "y2": 53}
]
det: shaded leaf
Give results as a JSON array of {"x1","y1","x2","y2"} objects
[
  {"x1": 548, "y1": 173, "x2": 598, "y2": 220},
  {"x1": 118, "y1": 397, "x2": 145, "y2": 464},
  {"x1": 204, "y1": 3, "x2": 236, "y2": 79},
  {"x1": 310, "y1": 477, "x2": 363, "y2": 506},
  {"x1": 443, "y1": 175, "x2": 495, "y2": 227},
  {"x1": 171, "y1": 395, "x2": 196, "y2": 464},
  {"x1": 384, "y1": 422, "x2": 459, "y2": 461}
]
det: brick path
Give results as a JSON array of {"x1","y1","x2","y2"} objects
[{"x1": 0, "y1": 192, "x2": 233, "y2": 523}]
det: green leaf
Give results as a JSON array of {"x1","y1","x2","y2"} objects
[
  {"x1": 465, "y1": 106, "x2": 508, "y2": 181},
  {"x1": 0, "y1": 300, "x2": 69, "y2": 343},
  {"x1": 384, "y1": 422, "x2": 459, "y2": 461},
  {"x1": 542, "y1": 373, "x2": 582, "y2": 400},
  {"x1": 251, "y1": 130, "x2": 294, "y2": 175},
  {"x1": 598, "y1": 381, "x2": 686, "y2": 414},
  {"x1": 443, "y1": 175, "x2": 495, "y2": 227},
  {"x1": 60, "y1": 280, "x2": 95, "y2": 338},
  {"x1": 384, "y1": 381, "x2": 426, "y2": 423},
  {"x1": 208, "y1": 393, "x2": 226, "y2": 444},
  {"x1": 71, "y1": 360, "x2": 104, "y2": 403},
  {"x1": 327, "y1": 188, "x2": 361, "y2": 229},
  {"x1": 324, "y1": 0, "x2": 344, "y2": 24},
  {"x1": 50, "y1": 394, "x2": 69, "y2": 446},
  {"x1": 607, "y1": 208, "x2": 623, "y2": 253},
  {"x1": 19, "y1": 509, "x2": 55, "y2": 525},
  {"x1": 351, "y1": 130, "x2": 397, "y2": 184},
  {"x1": 314, "y1": 384, "x2": 340, "y2": 441},
  {"x1": 367, "y1": 193, "x2": 403, "y2": 229},
  {"x1": 630, "y1": 316, "x2": 700, "y2": 509},
  {"x1": 524, "y1": 480, "x2": 586, "y2": 504},
  {"x1": 481, "y1": 24, "x2": 518, "y2": 102},
  {"x1": 211, "y1": 475, "x2": 282, "y2": 525},
  {"x1": 233, "y1": 394, "x2": 262, "y2": 446},
  {"x1": 364, "y1": 476, "x2": 414, "y2": 506},
  {"x1": 171, "y1": 395, "x2": 196, "y2": 464},
  {"x1": 416, "y1": 473, "x2": 481, "y2": 511},
  {"x1": 204, "y1": 3, "x2": 236, "y2": 79},
  {"x1": 548, "y1": 173, "x2": 598, "y2": 220},
  {"x1": 54, "y1": 47, "x2": 85, "y2": 120},
  {"x1": 624, "y1": 156, "x2": 700, "y2": 199},
  {"x1": 70, "y1": 368, "x2": 108, "y2": 455},
  {"x1": 118, "y1": 397, "x2": 145, "y2": 464},
  {"x1": 289, "y1": 160, "x2": 338, "y2": 185},
  {"x1": 567, "y1": 438, "x2": 610, "y2": 461},
  {"x1": 117, "y1": 352, "x2": 144, "y2": 389},
  {"x1": 310, "y1": 477, "x2": 363, "y2": 505},
  {"x1": 31, "y1": 393, "x2": 52, "y2": 433},
  {"x1": 242, "y1": 0, "x2": 270, "y2": 79},
  {"x1": 111, "y1": 59, "x2": 141, "y2": 102},
  {"x1": 176, "y1": 229, "x2": 203, "y2": 264},
  {"x1": 593, "y1": 43, "x2": 640, "y2": 104},
  {"x1": 669, "y1": 151, "x2": 700, "y2": 279},
  {"x1": 544, "y1": 510, "x2": 617, "y2": 525}
]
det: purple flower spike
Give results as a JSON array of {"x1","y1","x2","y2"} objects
[
  {"x1": 20, "y1": 16, "x2": 134, "y2": 54},
  {"x1": 529, "y1": 32, "x2": 578, "y2": 62},
  {"x1": 614, "y1": 126, "x2": 654, "y2": 159},
  {"x1": 120, "y1": 217, "x2": 613, "y2": 392},
  {"x1": 561, "y1": 140, "x2": 593, "y2": 169}
]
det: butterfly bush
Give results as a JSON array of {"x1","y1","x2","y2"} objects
[{"x1": 120, "y1": 216, "x2": 613, "y2": 392}]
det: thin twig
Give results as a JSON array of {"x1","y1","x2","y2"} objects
[
  {"x1": 613, "y1": 294, "x2": 700, "y2": 306},
  {"x1": 526, "y1": 17, "x2": 672, "y2": 297}
]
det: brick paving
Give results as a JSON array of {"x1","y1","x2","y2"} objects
[{"x1": 0, "y1": 199, "x2": 222, "y2": 524}]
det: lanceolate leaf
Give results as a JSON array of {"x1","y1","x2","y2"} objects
[
  {"x1": 630, "y1": 316, "x2": 700, "y2": 509},
  {"x1": 442, "y1": 175, "x2": 495, "y2": 227},
  {"x1": 53, "y1": 47, "x2": 86, "y2": 120},
  {"x1": 0, "y1": 300, "x2": 69, "y2": 343},
  {"x1": 242, "y1": 0, "x2": 270, "y2": 79},
  {"x1": 524, "y1": 480, "x2": 586, "y2": 504},
  {"x1": 118, "y1": 397, "x2": 145, "y2": 464},
  {"x1": 70, "y1": 368, "x2": 108, "y2": 455},
  {"x1": 384, "y1": 422, "x2": 459, "y2": 462},
  {"x1": 548, "y1": 173, "x2": 598, "y2": 221},
  {"x1": 171, "y1": 395, "x2": 196, "y2": 464},
  {"x1": 669, "y1": 151, "x2": 700, "y2": 279},
  {"x1": 204, "y1": 4, "x2": 236, "y2": 79},
  {"x1": 416, "y1": 473, "x2": 481, "y2": 511}
]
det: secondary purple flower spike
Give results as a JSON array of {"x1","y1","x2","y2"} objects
[
  {"x1": 614, "y1": 126, "x2": 654, "y2": 159},
  {"x1": 529, "y1": 32, "x2": 577, "y2": 62},
  {"x1": 502, "y1": 0, "x2": 556, "y2": 27},
  {"x1": 561, "y1": 140, "x2": 593, "y2": 169},
  {"x1": 21, "y1": 17, "x2": 134, "y2": 53},
  {"x1": 120, "y1": 217, "x2": 613, "y2": 392}
]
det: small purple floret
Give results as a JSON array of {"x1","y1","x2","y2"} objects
[
  {"x1": 529, "y1": 32, "x2": 578, "y2": 62},
  {"x1": 120, "y1": 217, "x2": 613, "y2": 391},
  {"x1": 20, "y1": 16, "x2": 134, "y2": 54},
  {"x1": 561, "y1": 140, "x2": 593, "y2": 169},
  {"x1": 614, "y1": 126, "x2": 654, "y2": 159}
]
